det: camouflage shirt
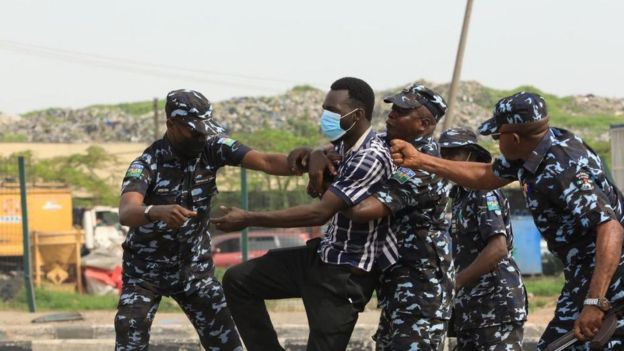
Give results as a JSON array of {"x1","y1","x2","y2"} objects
[
  {"x1": 450, "y1": 187, "x2": 527, "y2": 330},
  {"x1": 120, "y1": 136, "x2": 250, "y2": 290},
  {"x1": 492, "y1": 128, "x2": 624, "y2": 266},
  {"x1": 374, "y1": 134, "x2": 455, "y2": 319}
]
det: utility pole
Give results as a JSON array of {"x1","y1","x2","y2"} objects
[
  {"x1": 443, "y1": 0, "x2": 474, "y2": 130},
  {"x1": 153, "y1": 98, "x2": 159, "y2": 140}
]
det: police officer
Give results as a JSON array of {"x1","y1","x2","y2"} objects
[
  {"x1": 439, "y1": 127, "x2": 527, "y2": 350},
  {"x1": 342, "y1": 84, "x2": 454, "y2": 350},
  {"x1": 390, "y1": 92, "x2": 624, "y2": 350},
  {"x1": 115, "y1": 89, "x2": 309, "y2": 351}
]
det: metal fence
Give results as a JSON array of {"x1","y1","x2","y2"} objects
[{"x1": 0, "y1": 156, "x2": 36, "y2": 311}]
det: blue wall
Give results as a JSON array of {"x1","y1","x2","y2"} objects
[{"x1": 511, "y1": 215, "x2": 542, "y2": 275}]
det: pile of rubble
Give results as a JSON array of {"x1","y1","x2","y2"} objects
[{"x1": 2, "y1": 81, "x2": 622, "y2": 143}]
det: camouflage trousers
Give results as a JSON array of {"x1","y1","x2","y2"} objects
[
  {"x1": 537, "y1": 259, "x2": 624, "y2": 351},
  {"x1": 455, "y1": 323, "x2": 524, "y2": 351},
  {"x1": 373, "y1": 265, "x2": 449, "y2": 350},
  {"x1": 114, "y1": 275, "x2": 242, "y2": 351}
]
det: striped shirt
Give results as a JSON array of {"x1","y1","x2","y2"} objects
[{"x1": 319, "y1": 128, "x2": 395, "y2": 271}]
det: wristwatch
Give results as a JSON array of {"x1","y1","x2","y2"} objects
[
  {"x1": 584, "y1": 297, "x2": 611, "y2": 312},
  {"x1": 144, "y1": 205, "x2": 154, "y2": 222}
]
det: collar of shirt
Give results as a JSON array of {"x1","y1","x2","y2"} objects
[
  {"x1": 343, "y1": 127, "x2": 374, "y2": 155},
  {"x1": 522, "y1": 128, "x2": 553, "y2": 174}
]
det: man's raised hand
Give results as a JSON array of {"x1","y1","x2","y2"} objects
[
  {"x1": 287, "y1": 147, "x2": 313, "y2": 175},
  {"x1": 210, "y1": 206, "x2": 250, "y2": 232},
  {"x1": 307, "y1": 148, "x2": 340, "y2": 197}
]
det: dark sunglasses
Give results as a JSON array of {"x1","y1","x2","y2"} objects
[{"x1": 490, "y1": 131, "x2": 513, "y2": 140}]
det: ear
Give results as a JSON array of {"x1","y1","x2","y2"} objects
[
  {"x1": 355, "y1": 107, "x2": 365, "y2": 121},
  {"x1": 512, "y1": 133, "x2": 521, "y2": 145}
]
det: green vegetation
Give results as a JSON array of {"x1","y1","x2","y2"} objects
[
  {"x1": 113, "y1": 100, "x2": 166, "y2": 117},
  {"x1": 524, "y1": 275, "x2": 565, "y2": 313},
  {"x1": 0, "y1": 133, "x2": 28, "y2": 142},
  {"x1": 290, "y1": 85, "x2": 320, "y2": 93},
  {"x1": 0, "y1": 287, "x2": 182, "y2": 312},
  {"x1": 524, "y1": 275, "x2": 564, "y2": 297},
  {"x1": 0, "y1": 268, "x2": 227, "y2": 311},
  {"x1": 0, "y1": 146, "x2": 120, "y2": 207}
]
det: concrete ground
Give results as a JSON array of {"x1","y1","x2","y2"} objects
[{"x1": 0, "y1": 301, "x2": 553, "y2": 350}]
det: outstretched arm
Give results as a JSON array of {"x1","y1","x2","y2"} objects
[
  {"x1": 211, "y1": 190, "x2": 347, "y2": 232},
  {"x1": 241, "y1": 149, "x2": 306, "y2": 176},
  {"x1": 342, "y1": 197, "x2": 391, "y2": 223},
  {"x1": 390, "y1": 139, "x2": 510, "y2": 190}
]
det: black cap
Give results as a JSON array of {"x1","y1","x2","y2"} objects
[
  {"x1": 165, "y1": 89, "x2": 224, "y2": 136},
  {"x1": 384, "y1": 83, "x2": 447, "y2": 122},
  {"x1": 479, "y1": 91, "x2": 548, "y2": 135}
]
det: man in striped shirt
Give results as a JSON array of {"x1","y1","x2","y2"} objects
[
  {"x1": 212, "y1": 77, "x2": 395, "y2": 351},
  {"x1": 338, "y1": 84, "x2": 454, "y2": 350}
]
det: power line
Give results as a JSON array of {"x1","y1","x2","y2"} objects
[{"x1": 0, "y1": 39, "x2": 315, "y2": 92}]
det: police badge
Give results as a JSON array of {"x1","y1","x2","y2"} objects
[{"x1": 575, "y1": 171, "x2": 594, "y2": 191}]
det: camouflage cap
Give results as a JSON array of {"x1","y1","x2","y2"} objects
[
  {"x1": 165, "y1": 89, "x2": 225, "y2": 136},
  {"x1": 384, "y1": 83, "x2": 447, "y2": 122},
  {"x1": 439, "y1": 127, "x2": 491, "y2": 162},
  {"x1": 478, "y1": 91, "x2": 548, "y2": 135}
]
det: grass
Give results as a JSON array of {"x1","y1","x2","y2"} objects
[
  {"x1": 524, "y1": 274, "x2": 565, "y2": 313},
  {"x1": 524, "y1": 274, "x2": 564, "y2": 296},
  {"x1": 0, "y1": 287, "x2": 183, "y2": 312},
  {"x1": 0, "y1": 133, "x2": 28, "y2": 142},
  {"x1": 0, "y1": 268, "x2": 228, "y2": 312},
  {"x1": 1, "y1": 270, "x2": 564, "y2": 314}
]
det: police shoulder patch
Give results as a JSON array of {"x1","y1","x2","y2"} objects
[
  {"x1": 574, "y1": 171, "x2": 594, "y2": 191},
  {"x1": 217, "y1": 137, "x2": 237, "y2": 147},
  {"x1": 125, "y1": 163, "x2": 144, "y2": 178},
  {"x1": 391, "y1": 167, "x2": 416, "y2": 184},
  {"x1": 486, "y1": 194, "x2": 501, "y2": 211}
]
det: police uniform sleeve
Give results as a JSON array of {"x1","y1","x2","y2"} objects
[
  {"x1": 373, "y1": 166, "x2": 440, "y2": 215},
  {"x1": 120, "y1": 157, "x2": 153, "y2": 196},
  {"x1": 557, "y1": 166, "x2": 619, "y2": 230},
  {"x1": 474, "y1": 190, "x2": 508, "y2": 242},
  {"x1": 492, "y1": 155, "x2": 521, "y2": 181},
  {"x1": 328, "y1": 148, "x2": 393, "y2": 207},
  {"x1": 205, "y1": 136, "x2": 252, "y2": 168}
]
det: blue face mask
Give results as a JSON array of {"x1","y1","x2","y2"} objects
[{"x1": 319, "y1": 109, "x2": 359, "y2": 141}]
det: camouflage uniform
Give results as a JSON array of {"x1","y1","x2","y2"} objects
[
  {"x1": 373, "y1": 134, "x2": 454, "y2": 351},
  {"x1": 440, "y1": 128, "x2": 527, "y2": 351},
  {"x1": 115, "y1": 113, "x2": 248, "y2": 349},
  {"x1": 450, "y1": 187, "x2": 527, "y2": 350},
  {"x1": 478, "y1": 92, "x2": 624, "y2": 351}
]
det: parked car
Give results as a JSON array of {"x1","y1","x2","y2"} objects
[{"x1": 211, "y1": 228, "x2": 311, "y2": 267}]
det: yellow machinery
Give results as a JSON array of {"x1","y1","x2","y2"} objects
[{"x1": 0, "y1": 184, "x2": 83, "y2": 292}]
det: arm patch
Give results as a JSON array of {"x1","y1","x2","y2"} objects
[
  {"x1": 125, "y1": 163, "x2": 145, "y2": 178},
  {"x1": 391, "y1": 167, "x2": 416, "y2": 184}
]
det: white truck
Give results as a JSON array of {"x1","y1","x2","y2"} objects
[{"x1": 82, "y1": 206, "x2": 127, "y2": 253}]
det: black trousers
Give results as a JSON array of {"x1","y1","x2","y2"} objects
[{"x1": 222, "y1": 238, "x2": 379, "y2": 351}]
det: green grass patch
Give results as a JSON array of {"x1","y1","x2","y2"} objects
[
  {"x1": 0, "y1": 269, "x2": 229, "y2": 312},
  {"x1": 524, "y1": 274, "x2": 564, "y2": 297},
  {"x1": 0, "y1": 133, "x2": 28, "y2": 142},
  {"x1": 528, "y1": 295, "x2": 558, "y2": 313}
]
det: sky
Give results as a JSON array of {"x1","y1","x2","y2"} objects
[{"x1": 1, "y1": 0, "x2": 623, "y2": 114}]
